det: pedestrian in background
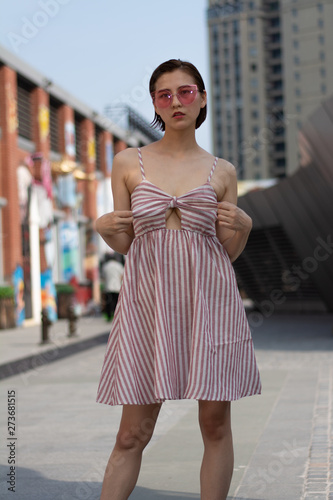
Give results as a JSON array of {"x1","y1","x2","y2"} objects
[
  {"x1": 95, "y1": 59, "x2": 261, "y2": 500},
  {"x1": 101, "y1": 253, "x2": 124, "y2": 321}
]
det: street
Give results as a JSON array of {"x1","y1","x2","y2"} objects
[{"x1": 0, "y1": 313, "x2": 333, "y2": 499}]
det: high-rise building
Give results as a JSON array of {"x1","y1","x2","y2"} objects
[{"x1": 207, "y1": 0, "x2": 333, "y2": 180}]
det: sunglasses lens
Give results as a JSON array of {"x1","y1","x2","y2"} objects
[
  {"x1": 178, "y1": 87, "x2": 197, "y2": 105},
  {"x1": 155, "y1": 92, "x2": 171, "y2": 108}
]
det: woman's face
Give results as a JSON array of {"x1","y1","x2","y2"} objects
[{"x1": 152, "y1": 69, "x2": 207, "y2": 130}]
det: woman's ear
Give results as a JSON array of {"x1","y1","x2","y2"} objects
[{"x1": 200, "y1": 90, "x2": 207, "y2": 108}]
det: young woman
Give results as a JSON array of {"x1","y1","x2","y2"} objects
[{"x1": 95, "y1": 59, "x2": 261, "y2": 500}]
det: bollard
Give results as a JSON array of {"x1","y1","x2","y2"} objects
[
  {"x1": 67, "y1": 303, "x2": 78, "y2": 338},
  {"x1": 41, "y1": 308, "x2": 52, "y2": 344}
]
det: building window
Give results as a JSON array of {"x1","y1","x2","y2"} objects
[
  {"x1": 248, "y1": 17, "x2": 255, "y2": 25},
  {"x1": 248, "y1": 32, "x2": 256, "y2": 41},
  {"x1": 252, "y1": 126, "x2": 259, "y2": 135},
  {"x1": 292, "y1": 8, "x2": 297, "y2": 16},
  {"x1": 317, "y1": 3, "x2": 323, "y2": 12},
  {"x1": 321, "y1": 83, "x2": 326, "y2": 94},
  {"x1": 276, "y1": 158, "x2": 286, "y2": 167},
  {"x1": 318, "y1": 18, "x2": 324, "y2": 28},
  {"x1": 294, "y1": 56, "x2": 300, "y2": 65},
  {"x1": 292, "y1": 24, "x2": 298, "y2": 33},
  {"x1": 296, "y1": 104, "x2": 301, "y2": 113},
  {"x1": 236, "y1": 80, "x2": 242, "y2": 98},
  {"x1": 251, "y1": 94, "x2": 258, "y2": 103},
  {"x1": 49, "y1": 97, "x2": 61, "y2": 153},
  {"x1": 318, "y1": 34, "x2": 324, "y2": 45},
  {"x1": 250, "y1": 78, "x2": 258, "y2": 88},
  {"x1": 275, "y1": 143, "x2": 285, "y2": 152},
  {"x1": 249, "y1": 47, "x2": 257, "y2": 57},
  {"x1": 251, "y1": 110, "x2": 259, "y2": 119},
  {"x1": 223, "y1": 32, "x2": 229, "y2": 43},
  {"x1": 319, "y1": 51, "x2": 325, "y2": 61},
  {"x1": 320, "y1": 67, "x2": 326, "y2": 78},
  {"x1": 249, "y1": 1, "x2": 255, "y2": 9},
  {"x1": 294, "y1": 72, "x2": 300, "y2": 81},
  {"x1": 224, "y1": 63, "x2": 230, "y2": 74},
  {"x1": 17, "y1": 76, "x2": 34, "y2": 140},
  {"x1": 250, "y1": 63, "x2": 257, "y2": 71},
  {"x1": 293, "y1": 39, "x2": 299, "y2": 49},
  {"x1": 295, "y1": 88, "x2": 301, "y2": 97}
]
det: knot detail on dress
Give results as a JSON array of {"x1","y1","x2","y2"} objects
[{"x1": 169, "y1": 196, "x2": 177, "y2": 209}]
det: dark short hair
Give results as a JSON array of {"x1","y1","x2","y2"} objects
[{"x1": 149, "y1": 59, "x2": 207, "y2": 131}]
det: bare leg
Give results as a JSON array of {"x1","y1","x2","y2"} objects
[
  {"x1": 100, "y1": 402, "x2": 161, "y2": 500},
  {"x1": 198, "y1": 400, "x2": 234, "y2": 500}
]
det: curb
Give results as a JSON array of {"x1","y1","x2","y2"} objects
[{"x1": 0, "y1": 331, "x2": 109, "y2": 380}]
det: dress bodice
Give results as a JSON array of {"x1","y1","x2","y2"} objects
[
  {"x1": 131, "y1": 180, "x2": 218, "y2": 237},
  {"x1": 131, "y1": 148, "x2": 219, "y2": 238}
]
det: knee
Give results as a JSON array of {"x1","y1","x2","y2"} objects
[
  {"x1": 115, "y1": 421, "x2": 154, "y2": 453},
  {"x1": 199, "y1": 403, "x2": 232, "y2": 442}
]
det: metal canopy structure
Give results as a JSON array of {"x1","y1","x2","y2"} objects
[
  {"x1": 104, "y1": 105, "x2": 163, "y2": 144},
  {"x1": 233, "y1": 93, "x2": 333, "y2": 312}
]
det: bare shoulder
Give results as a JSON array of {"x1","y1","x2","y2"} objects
[
  {"x1": 111, "y1": 147, "x2": 140, "y2": 180},
  {"x1": 210, "y1": 157, "x2": 237, "y2": 201},
  {"x1": 113, "y1": 147, "x2": 139, "y2": 169},
  {"x1": 216, "y1": 158, "x2": 237, "y2": 178}
]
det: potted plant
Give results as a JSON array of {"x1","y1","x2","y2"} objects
[
  {"x1": 0, "y1": 286, "x2": 16, "y2": 329},
  {"x1": 55, "y1": 283, "x2": 75, "y2": 319}
]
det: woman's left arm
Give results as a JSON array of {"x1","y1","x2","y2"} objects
[{"x1": 215, "y1": 163, "x2": 252, "y2": 263}]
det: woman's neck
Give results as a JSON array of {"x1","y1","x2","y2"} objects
[{"x1": 158, "y1": 126, "x2": 201, "y2": 157}]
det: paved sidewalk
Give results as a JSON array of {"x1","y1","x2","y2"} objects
[{"x1": 0, "y1": 312, "x2": 332, "y2": 499}]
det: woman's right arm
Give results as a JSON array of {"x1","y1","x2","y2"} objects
[{"x1": 95, "y1": 152, "x2": 134, "y2": 255}]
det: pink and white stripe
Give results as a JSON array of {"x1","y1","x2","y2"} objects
[{"x1": 96, "y1": 149, "x2": 261, "y2": 405}]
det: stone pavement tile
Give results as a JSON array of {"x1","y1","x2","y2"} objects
[{"x1": 232, "y1": 368, "x2": 319, "y2": 499}]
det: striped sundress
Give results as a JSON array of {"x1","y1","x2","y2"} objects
[{"x1": 96, "y1": 148, "x2": 261, "y2": 405}]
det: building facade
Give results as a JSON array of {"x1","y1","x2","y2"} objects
[
  {"x1": 0, "y1": 45, "x2": 151, "y2": 325},
  {"x1": 207, "y1": 0, "x2": 333, "y2": 179}
]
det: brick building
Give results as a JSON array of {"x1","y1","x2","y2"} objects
[{"x1": 0, "y1": 45, "x2": 153, "y2": 325}]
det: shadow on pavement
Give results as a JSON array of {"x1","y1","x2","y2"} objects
[
  {"x1": 0, "y1": 464, "x2": 263, "y2": 500},
  {"x1": 249, "y1": 313, "x2": 333, "y2": 351}
]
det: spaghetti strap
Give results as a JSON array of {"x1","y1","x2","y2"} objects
[
  {"x1": 137, "y1": 148, "x2": 146, "y2": 179},
  {"x1": 207, "y1": 157, "x2": 218, "y2": 183}
]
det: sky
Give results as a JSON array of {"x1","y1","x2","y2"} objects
[{"x1": 0, "y1": 0, "x2": 212, "y2": 151}]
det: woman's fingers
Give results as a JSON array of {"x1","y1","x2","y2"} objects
[
  {"x1": 96, "y1": 211, "x2": 134, "y2": 235},
  {"x1": 217, "y1": 202, "x2": 252, "y2": 231}
]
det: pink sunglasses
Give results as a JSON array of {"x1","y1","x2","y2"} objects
[{"x1": 151, "y1": 85, "x2": 199, "y2": 108}]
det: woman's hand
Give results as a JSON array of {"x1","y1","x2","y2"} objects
[
  {"x1": 217, "y1": 201, "x2": 252, "y2": 233},
  {"x1": 95, "y1": 211, "x2": 134, "y2": 237}
]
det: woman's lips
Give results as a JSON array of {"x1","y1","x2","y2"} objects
[{"x1": 172, "y1": 112, "x2": 185, "y2": 119}]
